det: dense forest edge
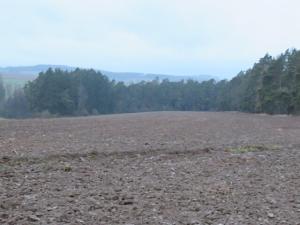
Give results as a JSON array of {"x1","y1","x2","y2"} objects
[{"x1": 1, "y1": 48, "x2": 300, "y2": 118}]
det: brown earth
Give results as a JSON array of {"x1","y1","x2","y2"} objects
[{"x1": 0, "y1": 111, "x2": 299, "y2": 225}]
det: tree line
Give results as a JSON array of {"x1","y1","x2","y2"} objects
[{"x1": 1, "y1": 48, "x2": 300, "y2": 118}]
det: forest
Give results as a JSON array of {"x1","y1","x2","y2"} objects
[{"x1": 1, "y1": 48, "x2": 300, "y2": 118}]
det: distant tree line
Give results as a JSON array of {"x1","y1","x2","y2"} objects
[{"x1": 1, "y1": 48, "x2": 300, "y2": 118}]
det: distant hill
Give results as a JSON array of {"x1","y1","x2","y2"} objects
[
  {"x1": 0, "y1": 65, "x2": 74, "y2": 75},
  {"x1": 0, "y1": 65, "x2": 75, "y2": 87},
  {"x1": 0, "y1": 65, "x2": 217, "y2": 86},
  {"x1": 100, "y1": 70, "x2": 216, "y2": 83}
]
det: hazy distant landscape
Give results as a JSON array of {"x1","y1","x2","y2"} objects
[{"x1": 0, "y1": 65, "x2": 216, "y2": 87}]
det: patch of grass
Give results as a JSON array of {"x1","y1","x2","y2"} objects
[
  {"x1": 88, "y1": 150, "x2": 99, "y2": 159},
  {"x1": 0, "y1": 164, "x2": 10, "y2": 172},
  {"x1": 228, "y1": 145, "x2": 279, "y2": 154},
  {"x1": 63, "y1": 164, "x2": 72, "y2": 172}
]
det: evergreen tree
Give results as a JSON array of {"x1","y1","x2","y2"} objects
[{"x1": 0, "y1": 75, "x2": 5, "y2": 103}]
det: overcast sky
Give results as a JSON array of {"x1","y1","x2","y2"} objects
[{"x1": 1, "y1": 0, "x2": 300, "y2": 78}]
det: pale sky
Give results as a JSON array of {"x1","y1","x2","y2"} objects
[{"x1": 1, "y1": 0, "x2": 300, "y2": 78}]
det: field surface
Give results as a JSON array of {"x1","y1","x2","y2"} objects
[{"x1": 0, "y1": 112, "x2": 300, "y2": 225}]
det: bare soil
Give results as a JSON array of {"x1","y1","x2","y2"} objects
[{"x1": 0, "y1": 111, "x2": 299, "y2": 225}]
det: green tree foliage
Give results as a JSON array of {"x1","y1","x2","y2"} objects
[
  {"x1": 25, "y1": 68, "x2": 113, "y2": 115},
  {"x1": 2, "y1": 88, "x2": 30, "y2": 118},
  {"x1": 25, "y1": 68, "x2": 77, "y2": 115},
  {"x1": 2, "y1": 48, "x2": 300, "y2": 118},
  {"x1": 0, "y1": 75, "x2": 5, "y2": 103}
]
